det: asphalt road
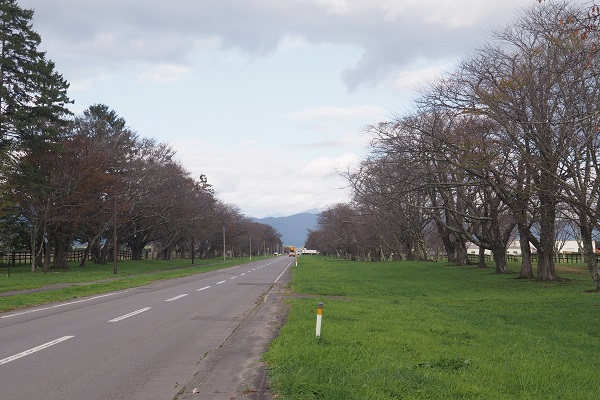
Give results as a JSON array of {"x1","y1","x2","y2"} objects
[{"x1": 0, "y1": 256, "x2": 294, "y2": 400}]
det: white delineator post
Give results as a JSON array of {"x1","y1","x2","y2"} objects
[{"x1": 316, "y1": 302, "x2": 323, "y2": 337}]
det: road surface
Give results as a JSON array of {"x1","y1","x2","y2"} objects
[{"x1": 0, "y1": 256, "x2": 293, "y2": 399}]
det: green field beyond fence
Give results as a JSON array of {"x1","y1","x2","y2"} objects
[{"x1": 264, "y1": 257, "x2": 600, "y2": 399}]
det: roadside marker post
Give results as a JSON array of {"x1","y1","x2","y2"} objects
[{"x1": 316, "y1": 302, "x2": 323, "y2": 338}]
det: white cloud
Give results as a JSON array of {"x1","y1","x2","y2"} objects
[
  {"x1": 138, "y1": 64, "x2": 192, "y2": 84},
  {"x1": 289, "y1": 105, "x2": 388, "y2": 121},
  {"x1": 293, "y1": 132, "x2": 371, "y2": 151},
  {"x1": 374, "y1": 0, "x2": 494, "y2": 28},
  {"x1": 313, "y1": 0, "x2": 351, "y2": 15},
  {"x1": 387, "y1": 60, "x2": 456, "y2": 92},
  {"x1": 24, "y1": 0, "x2": 531, "y2": 91},
  {"x1": 170, "y1": 139, "x2": 359, "y2": 217},
  {"x1": 302, "y1": 153, "x2": 361, "y2": 176},
  {"x1": 276, "y1": 35, "x2": 311, "y2": 51}
]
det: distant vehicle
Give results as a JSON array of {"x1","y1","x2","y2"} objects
[
  {"x1": 289, "y1": 246, "x2": 296, "y2": 257},
  {"x1": 273, "y1": 252, "x2": 280, "y2": 256}
]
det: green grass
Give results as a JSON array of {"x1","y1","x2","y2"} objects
[
  {"x1": 0, "y1": 257, "x2": 257, "y2": 313},
  {"x1": 263, "y1": 257, "x2": 600, "y2": 399}
]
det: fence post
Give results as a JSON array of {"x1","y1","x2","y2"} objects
[
  {"x1": 316, "y1": 302, "x2": 323, "y2": 338},
  {"x1": 9, "y1": 251, "x2": 14, "y2": 277}
]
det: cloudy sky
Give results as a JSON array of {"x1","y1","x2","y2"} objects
[{"x1": 21, "y1": 0, "x2": 539, "y2": 217}]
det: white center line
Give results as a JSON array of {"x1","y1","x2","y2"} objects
[
  {"x1": 216, "y1": 280, "x2": 226, "y2": 285},
  {"x1": 1, "y1": 292, "x2": 128, "y2": 319},
  {"x1": 109, "y1": 307, "x2": 151, "y2": 322},
  {"x1": 165, "y1": 294, "x2": 188, "y2": 302},
  {"x1": 230, "y1": 276, "x2": 237, "y2": 280},
  {"x1": 197, "y1": 286, "x2": 211, "y2": 291},
  {"x1": 0, "y1": 336, "x2": 74, "y2": 366}
]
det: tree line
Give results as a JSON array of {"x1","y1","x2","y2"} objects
[
  {"x1": 0, "y1": 0, "x2": 282, "y2": 272},
  {"x1": 307, "y1": 1, "x2": 600, "y2": 291}
]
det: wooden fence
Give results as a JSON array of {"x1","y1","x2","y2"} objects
[
  {"x1": 466, "y1": 253, "x2": 595, "y2": 264},
  {"x1": 0, "y1": 250, "x2": 133, "y2": 267}
]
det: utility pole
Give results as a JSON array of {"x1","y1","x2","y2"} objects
[
  {"x1": 113, "y1": 186, "x2": 117, "y2": 274},
  {"x1": 191, "y1": 236, "x2": 195, "y2": 265}
]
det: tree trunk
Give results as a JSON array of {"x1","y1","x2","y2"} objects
[
  {"x1": 129, "y1": 242, "x2": 145, "y2": 260},
  {"x1": 580, "y1": 218, "x2": 600, "y2": 292},
  {"x1": 43, "y1": 240, "x2": 51, "y2": 273},
  {"x1": 491, "y1": 244, "x2": 509, "y2": 274},
  {"x1": 79, "y1": 245, "x2": 90, "y2": 267},
  {"x1": 80, "y1": 233, "x2": 102, "y2": 267},
  {"x1": 103, "y1": 244, "x2": 111, "y2": 264},
  {"x1": 30, "y1": 231, "x2": 37, "y2": 273},
  {"x1": 157, "y1": 246, "x2": 173, "y2": 260},
  {"x1": 536, "y1": 199, "x2": 558, "y2": 281},
  {"x1": 478, "y1": 246, "x2": 487, "y2": 268},
  {"x1": 126, "y1": 232, "x2": 148, "y2": 260},
  {"x1": 89, "y1": 240, "x2": 104, "y2": 264},
  {"x1": 414, "y1": 234, "x2": 429, "y2": 261},
  {"x1": 453, "y1": 235, "x2": 468, "y2": 266},
  {"x1": 518, "y1": 226, "x2": 534, "y2": 279},
  {"x1": 442, "y1": 234, "x2": 456, "y2": 263},
  {"x1": 52, "y1": 236, "x2": 70, "y2": 269}
]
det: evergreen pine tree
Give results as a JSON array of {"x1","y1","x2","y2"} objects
[{"x1": 0, "y1": 0, "x2": 71, "y2": 152}]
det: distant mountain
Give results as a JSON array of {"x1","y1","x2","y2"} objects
[{"x1": 253, "y1": 212, "x2": 319, "y2": 247}]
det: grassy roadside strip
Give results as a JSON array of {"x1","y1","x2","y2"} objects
[
  {"x1": 263, "y1": 256, "x2": 600, "y2": 399},
  {"x1": 0, "y1": 257, "x2": 259, "y2": 313}
]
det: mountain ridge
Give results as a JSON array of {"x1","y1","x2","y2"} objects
[{"x1": 252, "y1": 211, "x2": 319, "y2": 247}]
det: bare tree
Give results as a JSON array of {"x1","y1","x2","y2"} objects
[{"x1": 424, "y1": 2, "x2": 600, "y2": 280}]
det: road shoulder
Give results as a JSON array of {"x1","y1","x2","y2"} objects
[{"x1": 176, "y1": 282, "x2": 289, "y2": 400}]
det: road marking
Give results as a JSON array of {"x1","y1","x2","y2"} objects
[
  {"x1": 166, "y1": 294, "x2": 188, "y2": 302},
  {"x1": 264, "y1": 287, "x2": 273, "y2": 303},
  {"x1": 241, "y1": 273, "x2": 246, "y2": 276},
  {"x1": 1, "y1": 292, "x2": 128, "y2": 319},
  {"x1": 0, "y1": 336, "x2": 74, "y2": 366},
  {"x1": 109, "y1": 307, "x2": 151, "y2": 322},
  {"x1": 197, "y1": 286, "x2": 211, "y2": 291},
  {"x1": 274, "y1": 263, "x2": 292, "y2": 283},
  {"x1": 230, "y1": 276, "x2": 237, "y2": 280},
  {"x1": 216, "y1": 280, "x2": 226, "y2": 285}
]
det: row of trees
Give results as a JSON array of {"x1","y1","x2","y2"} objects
[
  {"x1": 308, "y1": 1, "x2": 600, "y2": 291},
  {"x1": 0, "y1": 0, "x2": 282, "y2": 272}
]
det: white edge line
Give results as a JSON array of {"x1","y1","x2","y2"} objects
[
  {"x1": 0, "y1": 336, "x2": 74, "y2": 366},
  {"x1": 108, "y1": 307, "x2": 151, "y2": 323},
  {"x1": 274, "y1": 264, "x2": 291, "y2": 283},
  {"x1": 1, "y1": 291, "x2": 129, "y2": 319}
]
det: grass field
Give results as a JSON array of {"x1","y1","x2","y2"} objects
[
  {"x1": 0, "y1": 257, "x2": 255, "y2": 313},
  {"x1": 263, "y1": 257, "x2": 600, "y2": 399}
]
